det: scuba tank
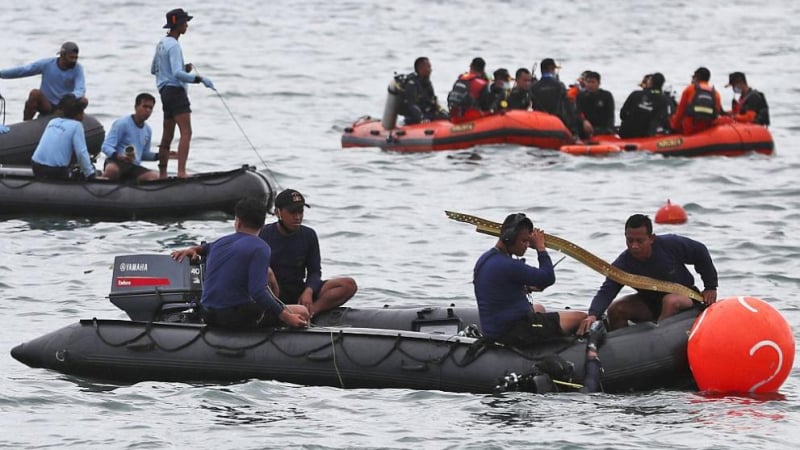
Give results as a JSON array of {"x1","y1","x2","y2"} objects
[{"x1": 381, "y1": 73, "x2": 406, "y2": 130}]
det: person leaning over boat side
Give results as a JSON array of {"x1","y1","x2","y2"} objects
[
  {"x1": 506, "y1": 68, "x2": 533, "y2": 110},
  {"x1": 669, "y1": 67, "x2": 722, "y2": 135},
  {"x1": 576, "y1": 214, "x2": 718, "y2": 335},
  {"x1": 398, "y1": 57, "x2": 448, "y2": 125},
  {"x1": 473, "y1": 213, "x2": 586, "y2": 348},
  {"x1": 30, "y1": 94, "x2": 96, "y2": 180},
  {"x1": 0, "y1": 41, "x2": 88, "y2": 121},
  {"x1": 575, "y1": 71, "x2": 615, "y2": 138},
  {"x1": 150, "y1": 8, "x2": 215, "y2": 179},
  {"x1": 530, "y1": 58, "x2": 580, "y2": 137},
  {"x1": 260, "y1": 189, "x2": 358, "y2": 316},
  {"x1": 618, "y1": 72, "x2": 672, "y2": 138},
  {"x1": 447, "y1": 57, "x2": 491, "y2": 123},
  {"x1": 175, "y1": 197, "x2": 309, "y2": 330},
  {"x1": 101, "y1": 93, "x2": 160, "y2": 182},
  {"x1": 724, "y1": 72, "x2": 769, "y2": 126}
]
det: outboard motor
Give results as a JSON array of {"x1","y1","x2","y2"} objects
[
  {"x1": 109, "y1": 254, "x2": 203, "y2": 322},
  {"x1": 381, "y1": 73, "x2": 405, "y2": 130}
]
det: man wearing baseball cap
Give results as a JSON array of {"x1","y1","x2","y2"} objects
[
  {"x1": 260, "y1": 189, "x2": 357, "y2": 316},
  {"x1": 725, "y1": 72, "x2": 769, "y2": 126},
  {"x1": 150, "y1": 8, "x2": 215, "y2": 178},
  {"x1": 0, "y1": 41, "x2": 88, "y2": 120}
]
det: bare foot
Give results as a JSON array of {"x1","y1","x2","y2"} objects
[{"x1": 176, "y1": 171, "x2": 191, "y2": 178}]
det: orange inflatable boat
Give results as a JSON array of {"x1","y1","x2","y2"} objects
[
  {"x1": 560, "y1": 120, "x2": 774, "y2": 157},
  {"x1": 341, "y1": 110, "x2": 573, "y2": 152}
]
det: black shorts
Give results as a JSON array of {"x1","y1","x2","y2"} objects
[
  {"x1": 202, "y1": 302, "x2": 280, "y2": 330},
  {"x1": 31, "y1": 161, "x2": 70, "y2": 180},
  {"x1": 159, "y1": 86, "x2": 191, "y2": 119},
  {"x1": 104, "y1": 156, "x2": 151, "y2": 181},
  {"x1": 277, "y1": 280, "x2": 328, "y2": 304},
  {"x1": 498, "y1": 311, "x2": 563, "y2": 347},
  {"x1": 637, "y1": 286, "x2": 701, "y2": 319}
]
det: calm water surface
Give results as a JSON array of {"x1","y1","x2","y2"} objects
[{"x1": 1, "y1": 1, "x2": 799, "y2": 448}]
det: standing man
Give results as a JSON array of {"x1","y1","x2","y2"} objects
[
  {"x1": 577, "y1": 214, "x2": 718, "y2": 335},
  {"x1": 575, "y1": 71, "x2": 615, "y2": 137},
  {"x1": 670, "y1": 67, "x2": 722, "y2": 135},
  {"x1": 725, "y1": 72, "x2": 769, "y2": 126},
  {"x1": 151, "y1": 8, "x2": 215, "y2": 178},
  {"x1": 473, "y1": 213, "x2": 586, "y2": 347},
  {"x1": 0, "y1": 41, "x2": 87, "y2": 121},
  {"x1": 101, "y1": 93, "x2": 160, "y2": 182},
  {"x1": 398, "y1": 57, "x2": 448, "y2": 125},
  {"x1": 531, "y1": 58, "x2": 579, "y2": 135},
  {"x1": 30, "y1": 94, "x2": 95, "y2": 180},
  {"x1": 261, "y1": 189, "x2": 358, "y2": 316}
]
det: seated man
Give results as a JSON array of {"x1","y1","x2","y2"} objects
[
  {"x1": 261, "y1": 189, "x2": 357, "y2": 316},
  {"x1": 575, "y1": 71, "x2": 615, "y2": 137},
  {"x1": 725, "y1": 71, "x2": 769, "y2": 126},
  {"x1": 0, "y1": 41, "x2": 88, "y2": 121},
  {"x1": 577, "y1": 214, "x2": 718, "y2": 335},
  {"x1": 670, "y1": 67, "x2": 722, "y2": 135},
  {"x1": 506, "y1": 68, "x2": 533, "y2": 110},
  {"x1": 447, "y1": 57, "x2": 490, "y2": 122},
  {"x1": 171, "y1": 197, "x2": 309, "y2": 330},
  {"x1": 398, "y1": 57, "x2": 448, "y2": 125},
  {"x1": 487, "y1": 68, "x2": 512, "y2": 112},
  {"x1": 618, "y1": 72, "x2": 672, "y2": 138},
  {"x1": 30, "y1": 94, "x2": 96, "y2": 180},
  {"x1": 473, "y1": 213, "x2": 586, "y2": 347},
  {"x1": 101, "y1": 93, "x2": 160, "y2": 182}
]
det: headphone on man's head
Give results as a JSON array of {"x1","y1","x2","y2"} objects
[{"x1": 500, "y1": 213, "x2": 532, "y2": 245}]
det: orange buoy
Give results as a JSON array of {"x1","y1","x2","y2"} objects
[
  {"x1": 654, "y1": 199, "x2": 687, "y2": 224},
  {"x1": 559, "y1": 144, "x2": 621, "y2": 156},
  {"x1": 688, "y1": 296, "x2": 795, "y2": 393}
]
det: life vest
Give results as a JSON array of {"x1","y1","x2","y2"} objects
[
  {"x1": 447, "y1": 73, "x2": 478, "y2": 110},
  {"x1": 686, "y1": 83, "x2": 718, "y2": 121}
]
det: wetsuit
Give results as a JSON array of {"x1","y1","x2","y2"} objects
[
  {"x1": 618, "y1": 88, "x2": 671, "y2": 138},
  {"x1": 587, "y1": 234, "x2": 718, "y2": 319},
  {"x1": 506, "y1": 86, "x2": 532, "y2": 110},
  {"x1": 399, "y1": 72, "x2": 446, "y2": 124},
  {"x1": 731, "y1": 88, "x2": 769, "y2": 126},
  {"x1": 576, "y1": 88, "x2": 616, "y2": 135},
  {"x1": 531, "y1": 73, "x2": 579, "y2": 133},
  {"x1": 258, "y1": 222, "x2": 324, "y2": 305}
]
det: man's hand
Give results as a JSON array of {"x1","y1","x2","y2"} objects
[
  {"x1": 280, "y1": 309, "x2": 308, "y2": 328},
  {"x1": 577, "y1": 315, "x2": 597, "y2": 336},
  {"x1": 171, "y1": 247, "x2": 200, "y2": 262},
  {"x1": 703, "y1": 289, "x2": 717, "y2": 306}
]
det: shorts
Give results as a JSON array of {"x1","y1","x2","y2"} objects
[
  {"x1": 104, "y1": 156, "x2": 151, "y2": 181},
  {"x1": 277, "y1": 280, "x2": 328, "y2": 305},
  {"x1": 637, "y1": 286, "x2": 700, "y2": 319},
  {"x1": 159, "y1": 86, "x2": 191, "y2": 119},
  {"x1": 202, "y1": 302, "x2": 280, "y2": 330},
  {"x1": 497, "y1": 311, "x2": 563, "y2": 347},
  {"x1": 31, "y1": 161, "x2": 70, "y2": 180}
]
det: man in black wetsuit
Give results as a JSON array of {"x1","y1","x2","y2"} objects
[
  {"x1": 619, "y1": 72, "x2": 672, "y2": 138},
  {"x1": 507, "y1": 68, "x2": 533, "y2": 110},
  {"x1": 530, "y1": 58, "x2": 579, "y2": 135},
  {"x1": 398, "y1": 57, "x2": 448, "y2": 125},
  {"x1": 575, "y1": 71, "x2": 615, "y2": 137}
]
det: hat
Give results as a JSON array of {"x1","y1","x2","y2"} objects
[
  {"x1": 540, "y1": 58, "x2": 561, "y2": 73},
  {"x1": 163, "y1": 8, "x2": 193, "y2": 29},
  {"x1": 274, "y1": 189, "x2": 309, "y2": 211},
  {"x1": 493, "y1": 68, "x2": 511, "y2": 81},
  {"x1": 726, "y1": 71, "x2": 746, "y2": 87},
  {"x1": 59, "y1": 41, "x2": 79, "y2": 56}
]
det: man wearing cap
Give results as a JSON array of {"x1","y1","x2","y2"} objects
[
  {"x1": 150, "y1": 8, "x2": 215, "y2": 179},
  {"x1": 619, "y1": 72, "x2": 672, "y2": 138},
  {"x1": 670, "y1": 67, "x2": 722, "y2": 135},
  {"x1": 260, "y1": 189, "x2": 357, "y2": 316},
  {"x1": 398, "y1": 57, "x2": 448, "y2": 125},
  {"x1": 725, "y1": 72, "x2": 769, "y2": 126},
  {"x1": 531, "y1": 58, "x2": 579, "y2": 136},
  {"x1": 0, "y1": 41, "x2": 87, "y2": 120}
]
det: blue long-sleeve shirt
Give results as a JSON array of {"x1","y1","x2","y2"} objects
[
  {"x1": 31, "y1": 117, "x2": 94, "y2": 178},
  {"x1": 473, "y1": 248, "x2": 556, "y2": 339},
  {"x1": 259, "y1": 222, "x2": 323, "y2": 296},
  {"x1": 200, "y1": 232, "x2": 285, "y2": 317},
  {"x1": 150, "y1": 36, "x2": 195, "y2": 91},
  {"x1": 0, "y1": 57, "x2": 86, "y2": 105},
  {"x1": 101, "y1": 115, "x2": 157, "y2": 164},
  {"x1": 588, "y1": 234, "x2": 718, "y2": 318}
]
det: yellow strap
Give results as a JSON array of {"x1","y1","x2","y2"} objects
[{"x1": 445, "y1": 211, "x2": 703, "y2": 302}]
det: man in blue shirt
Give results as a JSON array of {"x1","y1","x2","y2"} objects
[
  {"x1": 150, "y1": 8, "x2": 215, "y2": 179},
  {"x1": 174, "y1": 197, "x2": 309, "y2": 330},
  {"x1": 577, "y1": 214, "x2": 718, "y2": 335},
  {"x1": 30, "y1": 94, "x2": 96, "y2": 180},
  {"x1": 473, "y1": 213, "x2": 586, "y2": 347},
  {"x1": 261, "y1": 189, "x2": 357, "y2": 316},
  {"x1": 0, "y1": 41, "x2": 87, "y2": 121},
  {"x1": 101, "y1": 93, "x2": 160, "y2": 182}
]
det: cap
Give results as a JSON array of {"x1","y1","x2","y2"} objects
[
  {"x1": 59, "y1": 41, "x2": 79, "y2": 56},
  {"x1": 493, "y1": 68, "x2": 511, "y2": 81},
  {"x1": 726, "y1": 71, "x2": 746, "y2": 87},
  {"x1": 163, "y1": 8, "x2": 193, "y2": 29},
  {"x1": 274, "y1": 189, "x2": 309, "y2": 211},
  {"x1": 540, "y1": 58, "x2": 561, "y2": 73}
]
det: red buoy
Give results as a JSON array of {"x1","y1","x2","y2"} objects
[
  {"x1": 654, "y1": 199, "x2": 687, "y2": 224},
  {"x1": 688, "y1": 296, "x2": 795, "y2": 393}
]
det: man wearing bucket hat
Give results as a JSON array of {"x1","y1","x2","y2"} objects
[
  {"x1": 260, "y1": 189, "x2": 358, "y2": 316},
  {"x1": 0, "y1": 41, "x2": 88, "y2": 120},
  {"x1": 150, "y1": 8, "x2": 215, "y2": 179},
  {"x1": 725, "y1": 72, "x2": 769, "y2": 126}
]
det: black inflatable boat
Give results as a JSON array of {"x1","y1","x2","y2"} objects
[
  {"x1": 10, "y1": 255, "x2": 699, "y2": 393},
  {"x1": 0, "y1": 165, "x2": 274, "y2": 220},
  {"x1": 0, "y1": 114, "x2": 105, "y2": 164}
]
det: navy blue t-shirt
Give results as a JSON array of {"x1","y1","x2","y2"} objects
[{"x1": 259, "y1": 222, "x2": 323, "y2": 296}]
